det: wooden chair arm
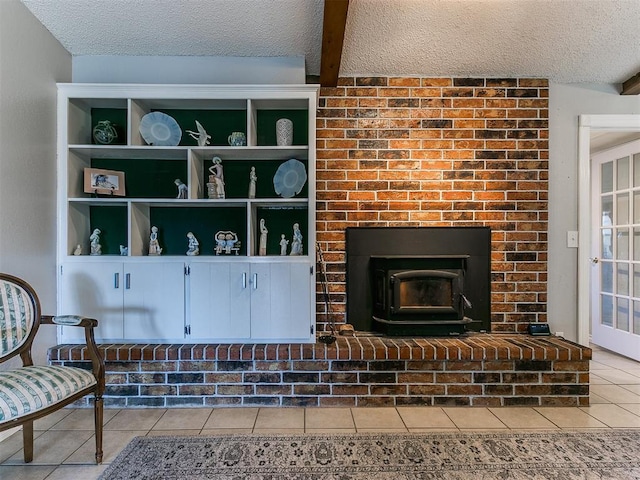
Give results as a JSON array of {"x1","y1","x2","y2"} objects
[{"x1": 40, "y1": 315, "x2": 105, "y2": 395}]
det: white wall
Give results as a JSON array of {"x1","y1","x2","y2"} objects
[
  {"x1": 0, "y1": 0, "x2": 71, "y2": 365},
  {"x1": 548, "y1": 83, "x2": 640, "y2": 342}
]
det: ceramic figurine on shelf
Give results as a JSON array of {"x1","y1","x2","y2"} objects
[
  {"x1": 73, "y1": 244, "x2": 82, "y2": 256},
  {"x1": 248, "y1": 166, "x2": 257, "y2": 199},
  {"x1": 290, "y1": 223, "x2": 303, "y2": 255},
  {"x1": 148, "y1": 226, "x2": 162, "y2": 256},
  {"x1": 259, "y1": 219, "x2": 268, "y2": 256},
  {"x1": 92, "y1": 120, "x2": 118, "y2": 145},
  {"x1": 186, "y1": 232, "x2": 199, "y2": 256},
  {"x1": 280, "y1": 234, "x2": 289, "y2": 256},
  {"x1": 89, "y1": 229, "x2": 102, "y2": 255},
  {"x1": 174, "y1": 179, "x2": 188, "y2": 199},
  {"x1": 119, "y1": 245, "x2": 128, "y2": 256},
  {"x1": 185, "y1": 120, "x2": 211, "y2": 147},
  {"x1": 208, "y1": 156, "x2": 225, "y2": 199}
]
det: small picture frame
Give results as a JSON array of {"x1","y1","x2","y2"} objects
[{"x1": 84, "y1": 168, "x2": 125, "y2": 196}]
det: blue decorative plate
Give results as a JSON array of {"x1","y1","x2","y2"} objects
[
  {"x1": 139, "y1": 112, "x2": 182, "y2": 146},
  {"x1": 273, "y1": 159, "x2": 307, "y2": 198}
]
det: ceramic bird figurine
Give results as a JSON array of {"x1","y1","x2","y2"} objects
[{"x1": 186, "y1": 120, "x2": 211, "y2": 146}]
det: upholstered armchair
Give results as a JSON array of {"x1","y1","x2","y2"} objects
[{"x1": 0, "y1": 273, "x2": 104, "y2": 463}]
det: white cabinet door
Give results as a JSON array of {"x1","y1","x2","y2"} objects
[
  {"x1": 189, "y1": 263, "x2": 251, "y2": 340},
  {"x1": 250, "y1": 262, "x2": 312, "y2": 341},
  {"x1": 123, "y1": 263, "x2": 185, "y2": 340},
  {"x1": 59, "y1": 262, "x2": 125, "y2": 342},
  {"x1": 189, "y1": 262, "x2": 312, "y2": 342}
]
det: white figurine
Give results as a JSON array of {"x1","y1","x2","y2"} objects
[
  {"x1": 119, "y1": 245, "x2": 128, "y2": 256},
  {"x1": 259, "y1": 218, "x2": 268, "y2": 256},
  {"x1": 73, "y1": 244, "x2": 82, "y2": 256},
  {"x1": 148, "y1": 226, "x2": 162, "y2": 255},
  {"x1": 290, "y1": 223, "x2": 303, "y2": 255},
  {"x1": 186, "y1": 120, "x2": 211, "y2": 147},
  {"x1": 89, "y1": 229, "x2": 101, "y2": 256},
  {"x1": 248, "y1": 166, "x2": 257, "y2": 199},
  {"x1": 186, "y1": 232, "x2": 199, "y2": 256},
  {"x1": 208, "y1": 156, "x2": 225, "y2": 199},
  {"x1": 174, "y1": 179, "x2": 188, "y2": 199},
  {"x1": 279, "y1": 234, "x2": 289, "y2": 256}
]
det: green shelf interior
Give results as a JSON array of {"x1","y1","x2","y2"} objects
[
  {"x1": 91, "y1": 158, "x2": 188, "y2": 198},
  {"x1": 159, "y1": 109, "x2": 247, "y2": 147},
  {"x1": 149, "y1": 206, "x2": 246, "y2": 256},
  {"x1": 256, "y1": 110, "x2": 309, "y2": 146},
  {"x1": 211, "y1": 159, "x2": 308, "y2": 199},
  {"x1": 256, "y1": 206, "x2": 308, "y2": 256},
  {"x1": 89, "y1": 205, "x2": 128, "y2": 255},
  {"x1": 91, "y1": 108, "x2": 127, "y2": 145}
]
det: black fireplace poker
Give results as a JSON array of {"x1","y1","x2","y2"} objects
[{"x1": 316, "y1": 242, "x2": 336, "y2": 344}]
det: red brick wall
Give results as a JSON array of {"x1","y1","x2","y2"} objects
[{"x1": 315, "y1": 77, "x2": 549, "y2": 333}]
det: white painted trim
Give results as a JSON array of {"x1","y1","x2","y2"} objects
[{"x1": 577, "y1": 114, "x2": 640, "y2": 347}]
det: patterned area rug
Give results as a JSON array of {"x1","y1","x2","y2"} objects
[{"x1": 99, "y1": 430, "x2": 640, "y2": 480}]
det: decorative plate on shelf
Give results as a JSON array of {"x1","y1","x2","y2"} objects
[
  {"x1": 139, "y1": 112, "x2": 182, "y2": 146},
  {"x1": 273, "y1": 159, "x2": 307, "y2": 198}
]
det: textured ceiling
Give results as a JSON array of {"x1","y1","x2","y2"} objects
[{"x1": 19, "y1": 0, "x2": 640, "y2": 84}]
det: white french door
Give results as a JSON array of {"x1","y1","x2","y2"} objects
[{"x1": 590, "y1": 139, "x2": 640, "y2": 360}]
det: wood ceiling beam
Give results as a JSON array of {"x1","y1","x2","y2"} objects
[
  {"x1": 621, "y1": 71, "x2": 640, "y2": 95},
  {"x1": 320, "y1": 0, "x2": 350, "y2": 88}
]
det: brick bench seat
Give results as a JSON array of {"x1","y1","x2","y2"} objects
[{"x1": 49, "y1": 333, "x2": 591, "y2": 408}]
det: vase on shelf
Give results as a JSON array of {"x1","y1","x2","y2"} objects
[{"x1": 276, "y1": 118, "x2": 293, "y2": 146}]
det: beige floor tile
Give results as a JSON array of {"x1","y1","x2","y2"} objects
[
  {"x1": 305, "y1": 428, "x2": 357, "y2": 434},
  {"x1": 254, "y1": 408, "x2": 305, "y2": 430},
  {"x1": 488, "y1": 408, "x2": 559, "y2": 429},
  {"x1": 442, "y1": 407, "x2": 506, "y2": 429},
  {"x1": 152, "y1": 408, "x2": 212, "y2": 431},
  {"x1": 580, "y1": 404, "x2": 640, "y2": 428},
  {"x1": 356, "y1": 428, "x2": 408, "y2": 432},
  {"x1": 618, "y1": 404, "x2": 640, "y2": 416},
  {"x1": 534, "y1": 407, "x2": 608, "y2": 428},
  {"x1": 200, "y1": 428, "x2": 254, "y2": 435},
  {"x1": 589, "y1": 374, "x2": 612, "y2": 385},
  {"x1": 0, "y1": 465, "x2": 55, "y2": 480},
  {"x1": 33, "y1": 409, "x2": 75, "y2": 431},
  {"x1": 45, "y1": 464, "x2": 107, "y2": 480},
  {"x1": 0, "y1": 430, "x2": 45, "y2": 464},
  {"x1": 5, "y1": 430, "x2": 93, "y2": 465},
  {"x1": 590, "y1": 384, "x2": 640, "y2": 403},
  {"x1": 620, "y1": 384, "x2": 640, "y2": 395},
  {"x1": 146, "y1": 429, "x2": 202, "y2": 436},
  {"x1": 397, "y1": 407, "x2": 457, "y2": 429},
  {"x1": 203, "y1": 407, "x2": 258, "y2": 429},
  {"x1": 351, "y1": 407, "x2": 405, "y2": 430},
  {"x1": 589, "y1": 392, "x2": 611, "y2": 404},
  {"x1": 105, "y1": 408, "x2": 165, "y2": 431},
  {"x1": 589, "y1": 361, "x2": 613, "y2": 371},
  {"x1": 50, "y1": 408, "x2": 119, "y2": 431},
  {"x1": 305, "y1": 407, "x2": 354, "y2": 430},
  {"x1": 64, "y1": 430, "x2": 146, "y2": 465},
  {"x1": 595, "y1": 370, "x2": 640, "y2": 385}
]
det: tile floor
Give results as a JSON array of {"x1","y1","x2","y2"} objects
[{"x1": 1, "y1": 344, "x2": 639, "y2": 480}]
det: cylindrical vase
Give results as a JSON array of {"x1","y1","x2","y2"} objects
[{"x1": 276, "y1": 118, "x2": 293, "y2": 146}]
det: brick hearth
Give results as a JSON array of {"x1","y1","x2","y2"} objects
[{"x1": 49, "y1": 334, "x2": 590, "y2": 408}]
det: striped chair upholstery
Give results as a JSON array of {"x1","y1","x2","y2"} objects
[{"x1": 0, "y1": 273, "x2": 104, "y2": 464}]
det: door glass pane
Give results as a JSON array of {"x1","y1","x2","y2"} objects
[
  {"x1": 617, "y1": 228, "x2": 629, "y2": 260},
  {"x1": 601, "y1": 295, "x2": 613, "y2": 326},
  {"x1": 635, "y1": 265, "x2": 640, "y2": 297},
  {"x1": 617, "y1": 156, "x2": 629, "y2": 189},
  {"x1": 634, "y1": 192, "x2": 640, "y2": 223},
  {"x1": 617, "y1": 193, "x2": 629, "y2": 224},
  {"x1": 634, "y1": 300, "x2": 640, "y2": 334},
  {"x1": 602, "y1": 198, "x2": 613, "y2": 259},
  {"x1": 617, "y1": 264, "x2": 629, "y2": 295},
  {"x1": 601, "y1": 262, "x2": 613, "y2": 293},
  {"x1": 602, "y1": 161, "x2": 614, "y2": 193},
  {"x1": 635, "y1": 228, "x2": 640, "y2": 261},
  {"x1": 634, "y1": 153, "x2": 640, "y2": 187},
  {"x1": 617, "y1": 297, "x2": 629, "y2": 332}
]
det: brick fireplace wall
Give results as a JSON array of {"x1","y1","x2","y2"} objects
[{"x1": 315, "y1": 77, "x2": 549, "y2": 334}]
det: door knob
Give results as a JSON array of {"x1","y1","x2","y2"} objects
[{"x1": 590, "y1": 257, "x2": 599, "y2": 264}]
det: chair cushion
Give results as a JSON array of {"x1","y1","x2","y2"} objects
[
  {"x1": 0, "y1": 365, "x2": 97, "y2": 423},
  {"x1": 0, "y1": 280, "x2": 34, "y2": 357}
]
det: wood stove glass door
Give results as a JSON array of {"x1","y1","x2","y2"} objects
[{"x1": 591, "y1": 140, "x2": 640, "y2": 361}]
